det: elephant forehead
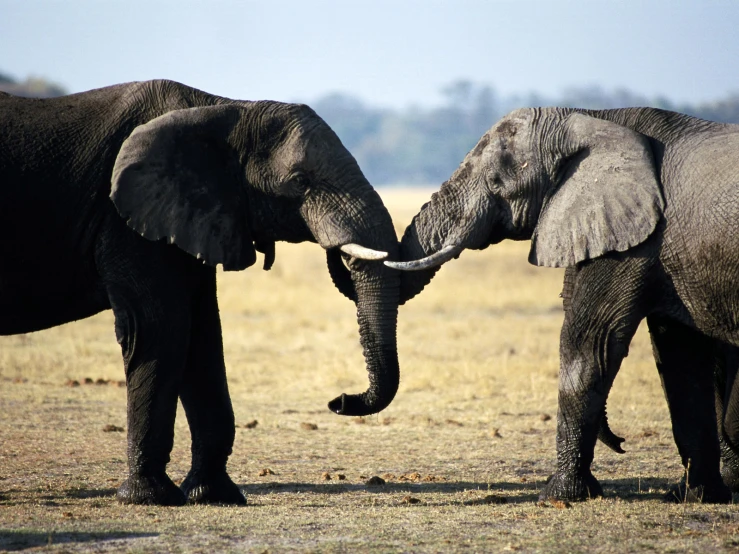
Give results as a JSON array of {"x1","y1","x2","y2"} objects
[
  {"x1": 494, "y1": 109, "x2": 534, "y2": 135},
  {"x1": 271, "y1": 130, "x2": 309, "y2": 172},
  {"x1": 463, "y1": 132, "x2": 500, "y2": 166},
  {"x1": 471, "y1": 133, "x2": 491, "y2": 156}
]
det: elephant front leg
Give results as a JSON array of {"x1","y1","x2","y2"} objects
[
  {"x1": 540, "y1": 258, "x2": 648, "y2": 502},
  {"x1": 179, "y1": 271, "x2": 245, "y2": 505},
  {"x1": 110, "y1": 291, "x2": 191, "y2": 506},
  {"x1": 541, "y1": 353, "x2": 613, "y2": 501}
]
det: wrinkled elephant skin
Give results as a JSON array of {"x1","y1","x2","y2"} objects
[
  {"x1": 394, "y1": 107, "x2": 739, "y2": 503},
  {"x1": 0, "y1": 80, "x2": 400, "y2": 506}
]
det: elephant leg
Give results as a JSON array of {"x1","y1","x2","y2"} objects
[
  {"x1": 179, "y1": 270, "x2": 245, "y2": 505},
  {"x1": 109, "y1": 281, "x2": 192, "y2": 506},
  {"x1": 648, "y1": 316, "x2": 731, "y2": 503},
  {"x1": 540, "y1": 257, "x2": 650, "y2": 502},
  {"x1": 716, "y1": 345, "x2": 739, "y2": 491},
  {"x1": 97, "y1": 233, "x2": 209, "y2": 506}
]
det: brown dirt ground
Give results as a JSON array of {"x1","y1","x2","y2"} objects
[{"x1": 0, "y1": 189, "x2": 738, "y2": 553}]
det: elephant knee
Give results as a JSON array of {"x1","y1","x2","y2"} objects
[
  {"x1": 560, "y1": 329, "x2": 629, "y2": 391},
  {"x1": 559, "y1": 356, "x2": 596, "y2": 395}
]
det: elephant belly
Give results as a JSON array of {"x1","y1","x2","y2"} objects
[
  {"x1": 0, "y1": 269, "x2": 110, "y2": 335},
  {"x1": 658, "y1": 160, "x2": 739, "y2": 344},
  {"x1": 660, "y1": 244, "x2": 739, "y2": 344}
]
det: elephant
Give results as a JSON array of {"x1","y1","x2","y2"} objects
[
  {"x1": 388, "y1": 107, "x2": 739, "y2": 503},
  {"x1": 0, "y1": 79, "x2": 401, "y2": 506}
]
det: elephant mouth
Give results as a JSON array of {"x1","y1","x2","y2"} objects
[
  {"x1": 325, "y1": 244, "x2": 389, "y2": 302},
  {"x1": 478, "y1": 233, "x2": 505, "y2": 249}
]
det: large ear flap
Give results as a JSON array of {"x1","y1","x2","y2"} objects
[
  {"x1": 111, "y1": 105, "x2": 257, "y2": 271},
  {"x1": 529, "y1": 113, "x2": 664, "y2": 268}
]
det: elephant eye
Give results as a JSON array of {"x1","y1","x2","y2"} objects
[
  {"x1": 498, "y1": 150, "x2": 515, "y2": 170},
  {"x1": 488, "y1": 172, "x2": 504, "y2": 191},
  {"x1": 283, "y1": 171, "x2": 310, "y2": 196},
  {"x1": 293, "y1": 172, "x2": 310, "y2": 187}
]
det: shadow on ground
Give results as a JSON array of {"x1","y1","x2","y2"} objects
[
  {"x1": 243, "y1": 479, "x2": 535, "y2": 496},
  {"x1": 0, "y1": 530, "x2": 158, "y2": 552},
  {"x1": 62, "y1": 488, "x2": 118, "y2": 499},
  {"x1": 4, "y1": 477, "x2": 728, "y2": 511},
  {"x1": 0, "y1": 488, "x2": 117, "y2": 507},
  {"x1": 240, "y1": 477, "x2": 682, "y2": 504}
]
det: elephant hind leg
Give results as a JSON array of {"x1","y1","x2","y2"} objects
[
  {"x1": 648, "y1": 316, "x2": 731, "y2": 503},
  {"x1": 179, "y1": 269, "x2": 245, "y2": 506},
  {"x1": 716, "y1": 345, "x2": 739, "y2": 491}
]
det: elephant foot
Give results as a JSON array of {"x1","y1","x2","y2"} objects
[
  {"x1": 720, "y1": 447, "x2": 739, "y2": 492},
  {"x1": 664, "y1": 479, "x2": 732, "y2": 504},
  {"x1": 539, "y1": 469, "x2": 603, "y2": 502},
  {"x1": 117, "y1": 472, "x2": 186, "y2": 506},
  {"x1": 181, "y1": 470, "x2": 246, "y2": 506},
  {"x1": 721, "y1": 464, "x2": 739, "y2": 493}
]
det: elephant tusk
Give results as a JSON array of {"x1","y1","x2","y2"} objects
[
  {"x1": 384, "y1": 244, "x2": 464, "y2": 271},
  {"x1": 339, "y1": 243, "x2": 388, "y2": 260}
]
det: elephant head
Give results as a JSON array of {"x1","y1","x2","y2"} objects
[
  {"x1": 388, "y1": 108, "x2": 664, "y2": 300},
  {"x1": 110, "y1": 101, "x2": 400, "y2": 416},
  {"x1": 388, "y1": 108, "x2": 664, "y2": 452}
]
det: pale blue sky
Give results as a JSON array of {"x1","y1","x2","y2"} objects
[{"x1": 2, "y1": 0, "x2": 737, "y2": 107}]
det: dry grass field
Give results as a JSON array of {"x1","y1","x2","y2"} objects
[{"x1": 1, "y1": 188, "x2": 738, "y2": 553}]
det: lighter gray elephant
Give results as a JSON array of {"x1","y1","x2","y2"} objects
[{"x1": 390, "y1": 107, "x2": 739, "y2": 503}]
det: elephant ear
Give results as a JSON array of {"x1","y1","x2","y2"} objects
[
  {"x1": 111, "y1": 105, "x2": 257, "y2": 271},
  {"x1": 529, "y1": 112, "x2": 664, "y2": 268}
]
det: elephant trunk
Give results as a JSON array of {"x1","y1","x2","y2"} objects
[
  {"x1": 328, "y1": 255, "x2": 400, "y2": 416},
  {"x1": 307, "y1": 178, "x2": 401, "y2": 417},
  {"x1": 395, "y1": 181, "x2": 491, "y2": 304}
]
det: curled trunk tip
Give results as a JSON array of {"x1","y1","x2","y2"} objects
[{"x1": 328, "y1": 385, "x2": 398, "y2": 417}]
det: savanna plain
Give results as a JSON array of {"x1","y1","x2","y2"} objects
[{"x1": 1, "y1": 189, "x2": 738, "y2": 553}]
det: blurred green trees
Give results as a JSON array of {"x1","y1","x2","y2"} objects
[
  {"x1": 0, "y1": 72, "x2": 67, "y2": 98},
  {"x1": 314, "y1": 80, "x2": 739, "y2": 185},
  {"x1": 313, "y1": 81, "x2": 500, "y2": 185}
]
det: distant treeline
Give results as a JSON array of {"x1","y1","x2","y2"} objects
[
  {"x1": 313, "y1": 80, "x2": 739, "y2": 185},
  {"x1": 0, "y1": 72, "x2": 67, "y2": 98},
  {"x1": 4, "y1": 73, "x2": 739, "y2": 185}
]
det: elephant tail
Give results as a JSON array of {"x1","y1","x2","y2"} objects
[{"x1": 598, "y1": 407, "x2": 626, "y2": 454}]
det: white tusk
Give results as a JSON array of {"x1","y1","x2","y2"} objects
[
  {"x1": 384, "y1": 244, "x2": 464, "y2": 271},
  {"x1": 339, "y1": 243, "x2": 388, "y2": 260}
]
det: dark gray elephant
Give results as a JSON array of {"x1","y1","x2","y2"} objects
[
  {"x1": 389, "y1": 107, "x2": 739, "y2": 503},
  {"x1": 0, "y1": 80, "x2": 400, "y2": 506}
]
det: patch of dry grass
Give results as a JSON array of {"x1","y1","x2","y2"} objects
[{"x1": 1, "y1": 189, "x2": 738, "y2": 553}]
